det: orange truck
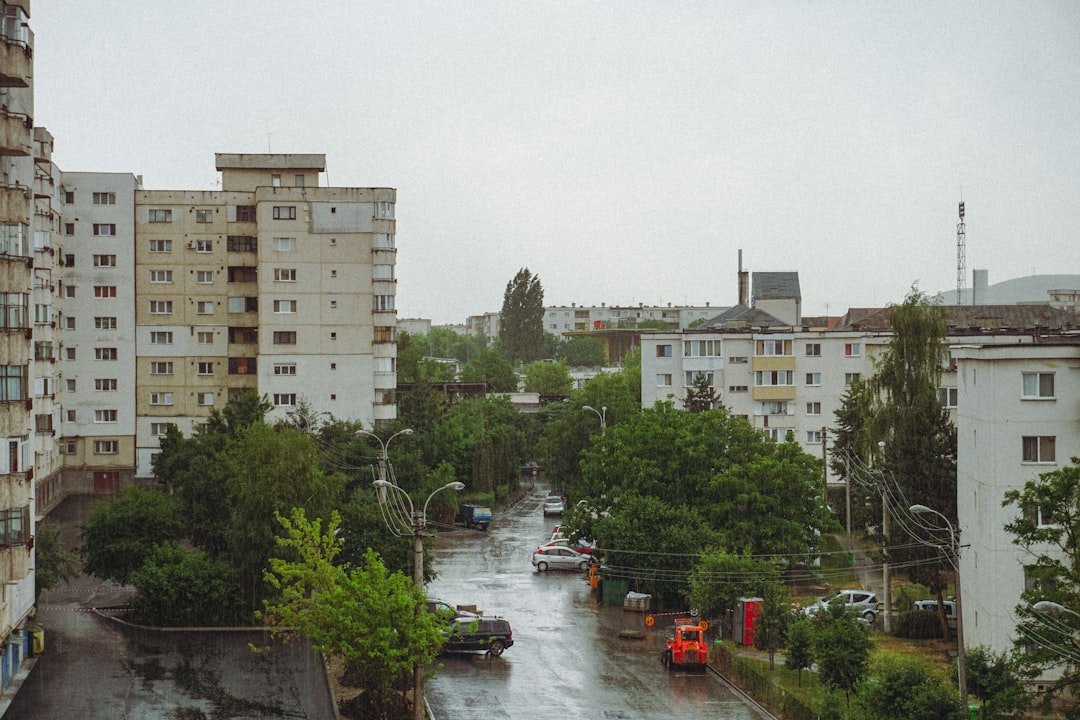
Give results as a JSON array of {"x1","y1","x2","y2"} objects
[{"x1": 660, "y1": 620, "x2": 709, "y2": 670}]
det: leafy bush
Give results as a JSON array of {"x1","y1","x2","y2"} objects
[
  {"x1": 129, "y1": 543, "x2": 247, "y2": 626},
  {"x1": 892, "y1": 610, "x2": 943, "y2": 639}
]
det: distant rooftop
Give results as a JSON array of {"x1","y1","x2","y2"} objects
[
  {"x1": 752, "y1": 272, "x2": 801, "y2": 300},
  {"x1": 699, "y1": 304, "x2": 788, "y2": 330},
  {"x1": 215, "y1": 153, "x2": 327, "y2": 171}
]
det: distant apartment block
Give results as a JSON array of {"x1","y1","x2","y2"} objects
[{"x1": 467, "y1": 302, "x2": 727, "y2": 343}]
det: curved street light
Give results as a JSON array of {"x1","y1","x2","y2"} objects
[
  {"x1": 910, "y1": 503, "x2": 966, "y2": 701},
  {"x1": 372, "y1": 476, "x2": 464, "y2": 720},
  {"x1": 358, "y1": 428, "x2": 413, "y2": 495},
  {"x1": 1033, "y1": 600, "x2": 1080, "y2": 620},
  {"x1": 582, "y1": 405, "x2": 607, "y2": 436}
]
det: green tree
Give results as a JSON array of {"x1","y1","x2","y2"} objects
[
  {"x1": 753, "y1": 582, "x2": 793, "y2": 670},
  {"x1": 855, "y1": 652, "x2": 965, "y2": 720},
  {"x1": 80, "y1": 487, "x2": 184, "y2": 584},
  {"x1": 1004, "y1": 458, "x2": 1080, "y2": 715},
  {"x1": 786, "y1": 618, "x2": 815, "y2": 685},
  {"x1": 128, "y1": 543, "x2": 246, "y2": 626},
  {"x1": 966, "y1": 646, "x2": 1029, "y2": 719},
  {"x1": 34, "y1": 523, "x2": 77, "y2": 600},
  {"x1": 559, "y1": 336, "x2": 606, "y2": 367},
  {"x1": 460, "y1": 347, "x2": 517, "y2": 392},
  {"x1": 812, "y1": 601, "x2": 872, "y2": 702},
  {"x1": 523, "y1": 360, "x2": 572, "y2": 398},
  {"x1": 435, "y1": 396, "x2": 525, "y2": 496},
  {"x1": 499, "y1": 268, "x2": 545, "y2": 365},
  {"x1": 828, "y1": 378, "x2": 878, "y2": 532},
  {"x1": 688, "y1": 550, "x2": 780, "y2": 624},
  {"x1": 682, "y1": 371, "x2": 720, "y2": 413},
  {"x1": 262, "y1": 509, "x2": 445, "y2": 718}
]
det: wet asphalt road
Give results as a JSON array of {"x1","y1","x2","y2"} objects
[{"x1": 425, "y1": 484, "x2": 770, "y2": 720}]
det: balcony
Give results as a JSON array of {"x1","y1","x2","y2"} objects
[
  {"x1": 0, "y1": 185, "x2": 30, "y2": 223},
  {"x1": 0, "y1": 39, "x2": 31, "y2": 88},
  {"x1": 0, "y1": 109, "x2": 31, "y2": 156}
]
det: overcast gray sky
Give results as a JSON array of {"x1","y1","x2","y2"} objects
[{"x1": 33, "y1": 1, "x2": 1080, "y2": 324}]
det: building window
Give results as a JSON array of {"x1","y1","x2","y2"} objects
[
  {"x1": 94, "y1": 316, "x2": 117, "y2": 329},
  {"x1": 273, "y1": 268, "x2": 296, "y2": 282},
  {"x1": 227, "y1": 235, "x2": 257, "y2": 252},
  {"x1": 756, "y1": 339, "x2": 793, "y2": 356},
  {"x1": 150, "y1": 422, "x2": 176, "y2": 436},
  {"x1": 373, "y1": 264, "x2": 394, "y2": 280},
  {"x1": 806, "y1": 402, "x2": 822, "y2": 415},
  {"x1": 195, "y1": 239, "x2": 213, "y2": 253},
  {"x1": 272, "y1": 206, "x2": 297, "y2": 220},
  {"x1": 683, "y1": 340, "x2": 721, "y2": 357},
  {"x1": 1021, "y1": 372, "x2": 1055, "y2": 399},
  {"x1": 656, "y1": 344, "x2": 673, "y2": 358},
  {"x1": 66, "y1": 378, "x2": 76, "y2": 392},
  {"x1": 148, "y1": 209, "x2": 172, "y2": 223},
  {"x1": 196, "y1": 270, "x2": 214, "y2": 284},
  {"x1": 93, "y1": 440, "x2": 119, "y2": 455},
  {"x1": 150, "y1": 331, "x2": 173, "y2": 345},
  {"x1": 34, "y1": 342, "x2": 54, "y2": 361},
  {"x1": 150, "y1": 392, "x2": 174, "y2": 406},
  {"x1": 374, "y1": 325, "x2": 395, "y2": 343},
  {"x1": 195, "y1": 209, "x2": 213, "y2": 223},
  {"x1": 65, "y1": 409, "x2": 76, "y2": 422},
  {"x1": 227, "y1": 357, "x2": 256, "y2": 375},
  {"x1": 273, "y1": 393, "x2": 297, "y2": 407},
  {"x1": 196, "y1": 361, "x2": 214, "y2": 375},
  {"x1": 94, "y1": 378, "x2": 117, "y2": 391},
  {"x1": 94, "y1": 285, "x2": 117, "y2": 298},
  {"x1": 1022, "y1": 436, "x2": 1056, "y2": 464},
  {"x1": 197, "y1": 331, "x2": 214, "y2": 344},
  {"x1": 684, "y1": 371, "x2": 714, "y2": 387},
  {"x1": 374, "y1": 295, "x2": 395, "y2": 312},
  {"x1": 197, "y1": 301, "x2": 214, "y2": 315},
  {"x1": 92, "y1": 192, "x2": 116, "y2": 205},
  {"x1": 294, "y1": 174, "x2": 304, "y2": 187},
  {"x1": 149, "y1": 269, "x2": 173, "y2": 283},
  {"x1": 63, "y1": 253, "x2": 74, "y2": 267},
  {"x1": 150, "y1": 361, "x2": 174, "y2": 375},
  {"x1": 66, "y1": 347, "x2": 76, "y2": 360},
  {"x1": 656, "y1": 373, "x2": 673, "y2": 387},
  {"x1": 938, "y1": 387, "x2": 958, "y2": 408},
  {"x1": 227, "y1": 296, "x2": 258, "y2": 313},
  {"x1": 64, "y1": 285, "x2": 75, "y2": 299},
  {"x1": 805, "y1": 343, "x2": 821, "y2": 357},
  {"x1": 93, "y1": 223, "x2": 116, "y2": 236},
  {"x1": 374, "y1": 233, "x2": 395, "y2": 249},
  {"x1": 95, "y1": 347, "x2": 118, "y2": 360},
  {"x1": 273, "y1": 237, "x2": 296, "y2": 252},
  {"x1": 729, "y1": 356, "x2": 748, "y2": 364},
  {"x1": 64, "y1": 223, "x2": 75, "y2": 235},
  {"x1": 64, "y1": 191, "x2": 75, "y2": 204},
  {"x1": 728, "y1": 385, "x2": 748, "y2": 393},
  {"x1": 149, "y1": 300, "x2": 173, "y2": 314},
  {"x1": 271, "y1": 174, "x2": 281, "y2": 187},
  {"x1": 844, "y1": 372, "x2": 861, "y2": 386},
  {"x1": 754, "y1": 370, "x2": 794, "y2": 386},
  {"x1": 149, "y1": 239, "x2": 172, "y2": 253},
  {"x1": 273, "y1": 299, "x2": 296, "y2": 314},
  {"x1": 94, "y1": 409, "x2": 118, "y2": 423},
  {"x1": 806, "y1": 430, "x2": 823, "y2": 444},
  {"x1": 197, "y1": 392, "x2": 215, "y2": 406},
  {"x1": 374, "y1": 357, "x2": 395, "y2": 374},
  {"x1": 235, "y1": 205, "x2": 256, "y2": 222},
  {"x1": 65, "y1": 316, "x2": 76, "y2": 330},
  {"x1": 805, "y1": 372, "x2": 821, "y2": 386},
  {"x1": 844, "y1": 343, "x2": 861, "y2": 357},
  {"x1": 227, "y1": 266, "x2": 257, "y2": 283},
  {"x1": 93, "y1": 254, "x2": 117, "y2": 267},
  {"x1": 273, "y1": 331, "x2": 297, "y2": 345},
  {"x1": 273, "y1": 363, "x2": 297, "y2": 376},
  {"x1": 376, "y1": 202, "x2": 394, "y2": 219},
  {"x1": 228, "y1": 327, "x2": 258, "y2": 343},
  {"x1": 0, "y1": 365, "x2": 25, "y2": 401}
]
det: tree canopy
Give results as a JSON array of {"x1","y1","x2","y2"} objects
[
  {"x1": 559, "y1": 336, "x2": 606, "y2": 367},
  {"x1": 460, "y1": 347, "x2": 517, "y2": 392},
  {"x1": 499, "y1": 268, "x2": 545, "y2": 365},
  {"x1": 523, "y1": 360, "x2": 572, "y2": 398}
]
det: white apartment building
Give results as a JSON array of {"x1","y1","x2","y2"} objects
[{"x1": 954, "y1": 341, "x2": 1080, "y2": 664}]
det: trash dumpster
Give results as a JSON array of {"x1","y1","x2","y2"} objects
[{"x1": 601, "y1": 578, "x2": 629, "y2": 606}]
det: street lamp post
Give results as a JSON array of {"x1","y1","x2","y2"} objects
[
  {"x1": 1033, "y1": 600, "x2": 1080, "y2": 620},
  {"x1": 582, "y1": 405, "x2": 607, "y2": 435},
  {"x1": 373, "y1": 477, "x2": 465, "y2": 720},
  {"x1": 910, "y1": 503, "x2": 967, "y2": 701},
  {"x1": 358, "y1": 428, "x2": 414, "y2": 496}
]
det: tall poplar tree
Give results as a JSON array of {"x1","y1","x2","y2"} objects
[{"x1": 500, "y1": 267, "x2": 544, "y2": 365}]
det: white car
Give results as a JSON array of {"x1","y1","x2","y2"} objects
[
  {"x1": 532, "y1": 545, "x2": 590, "y2": 572},
  {"x1": 802, "y1": 589, "x2": 879, "y2": 622},
  {"x1": 543, "y1": 495, "x2": 566, "y2": 516}
]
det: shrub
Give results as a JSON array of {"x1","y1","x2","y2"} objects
[
  {"x1": 892, "y1": 610, "x2": 943, "y2": 639},
  {"x1": 129, "y1": 543, "x2": 247, "y2": 626}
]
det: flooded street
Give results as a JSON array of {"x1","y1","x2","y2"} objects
[{"x1": 426, "y1": 484, "x2": 771, "y2": 720}]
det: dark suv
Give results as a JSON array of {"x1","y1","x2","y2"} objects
[{"x1": 440, "y1": 617, "x2": 514, "y2": 656}]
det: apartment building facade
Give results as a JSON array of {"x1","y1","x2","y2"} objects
[{"x1": 0, "y1": 0, "x2": 38, "y2": 691}]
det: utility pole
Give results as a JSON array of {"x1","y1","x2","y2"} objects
[
  {"x1": 821, "y1": 426, "x2": 828, "y2": 502},
  {"x1": 878, "y1": 440, "x2": 892, "y2": 634}
]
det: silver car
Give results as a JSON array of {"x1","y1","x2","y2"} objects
[
  {"x1": 532, "y1": 545, "x2": 589, "y2": 572},
  {"x1": 803, "y1": 589, "x2": 879, "y2": 622},
  {"x1": 543, "y1": 495, "x2": 565, "y2": 516}
]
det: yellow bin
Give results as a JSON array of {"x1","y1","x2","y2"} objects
[{"x1": 31, "y1": 627, "x2": 44, "y2": 655}]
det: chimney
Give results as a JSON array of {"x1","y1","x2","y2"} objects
[
  {"x1": 972, "y1": 269, "x2": 988, "y2": 305},
  {"x1": 738, "y1": 249, "x2": 749, "y2": 306}
]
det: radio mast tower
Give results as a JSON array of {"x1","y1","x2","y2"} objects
[{"x1": 956, "y1": 200, "x2": 966, "y2": 305}]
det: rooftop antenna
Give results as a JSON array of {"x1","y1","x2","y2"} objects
[
  {"x1": 266, "y1": 132, "x2": 274, "y2": 153},
  {"x1": 956, "y1": 194, "x2": 966, "y2": 306}
]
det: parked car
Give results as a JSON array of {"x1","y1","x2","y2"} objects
[
  {"x1": 549, "y1": 525, "x2": 564, "y2": 541},
  {"x1": 426, "y1": 598, "x2": 479, "y2": 626},
  {"x1": 803, "y1": 589, "x2": 880, "y2": 622},
  {"x1": 543, "y1": 495, "x2": 566, "y2": 516},
  {"x1": 440, "y1": 617, "x2": 514, "y2": 656},
  {"x1": 532, "y1": 545, "x2": 590, "y2": 572},
  {"x1": 456, "y1": 504, "x2": 492, "y2": 531},
  {"x1": 538, "y1": 537, "x2": 595, "y2": 555},
  {"x1": 913, "y1": 599, "x2": 957, "y2": 631}
]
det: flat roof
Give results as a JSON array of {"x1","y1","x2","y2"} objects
[{"x1": 214, "y1": 153, "x2": 326, "y2": 171}]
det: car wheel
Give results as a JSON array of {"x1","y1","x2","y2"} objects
[
  {"x1": 488, "y1": 641, "x2": 505, "y2": 657},
  {"x1": 578, "y1": 561, "x2": 589, "y2": 572},
  {"x1": 862, "y1": 610, "x2": 876, "y2": 623},
  {"x1": 537, "y1": 561, "x2": 548, "y2": 572}
]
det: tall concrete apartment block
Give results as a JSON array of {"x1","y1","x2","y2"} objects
[
  {"x1": 0, "y1": 0, "x2": 38, "y2": 685},
  {"x1": 128, "y1": 153, "x2": 398, "y2": 476}
]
